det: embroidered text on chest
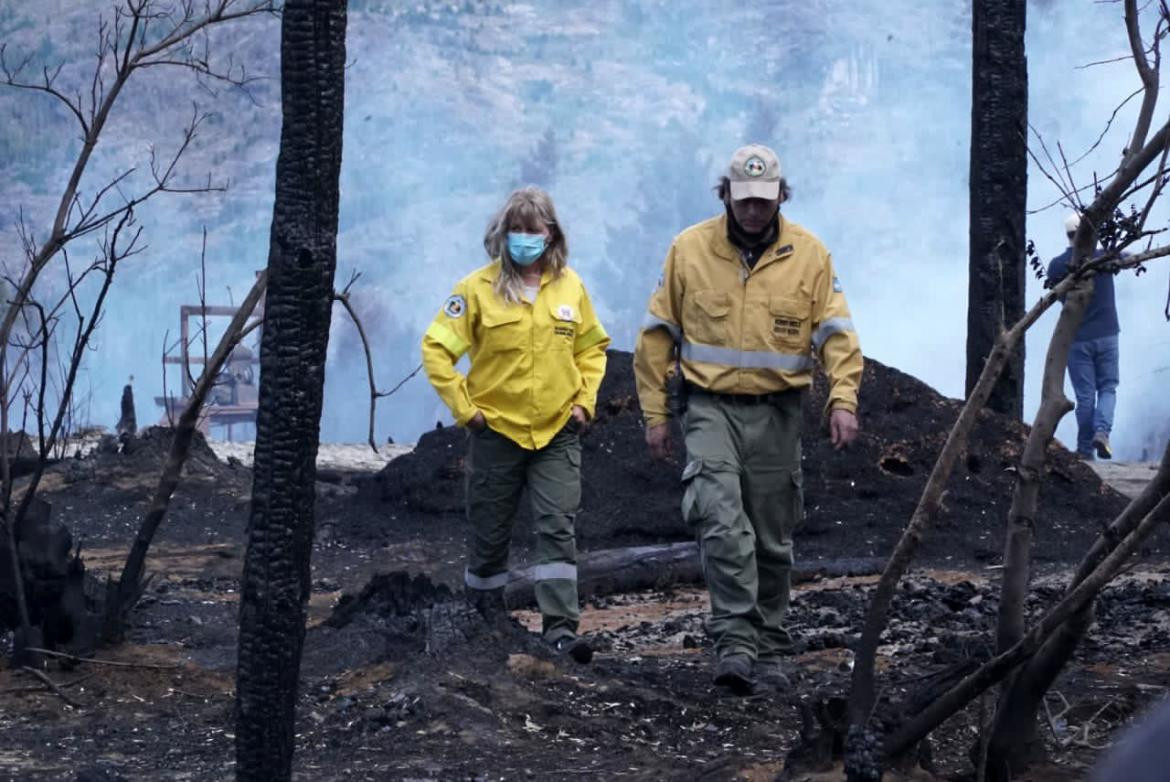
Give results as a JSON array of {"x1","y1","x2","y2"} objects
[{"x1": 773, "y1": 317, "x2": 802, "y2": 338}]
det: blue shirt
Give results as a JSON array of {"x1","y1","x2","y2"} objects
[{"x1": 1046, "y1": 248, "x2": 1120, "y2": 342}]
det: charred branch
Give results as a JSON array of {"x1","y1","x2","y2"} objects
[
  {"x1": 846, "y1": 241, "x2": 1170, "y2": 732},
  {"x1": 106, "y1": 270, "x2": 268, "y2": 638},
  {"x1": 886, "y1": 445, "x2": 1170, "y2": 758},
  {"x1": 987, "y1": 443, "x2": 1170, "y2": 775}
]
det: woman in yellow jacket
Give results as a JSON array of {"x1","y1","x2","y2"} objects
[{"x1": 421, "y1": 186, "x2": 610, "y2": 663}]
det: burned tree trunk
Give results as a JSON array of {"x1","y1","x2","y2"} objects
[
  {"x1": 966, "y1": 0, "x2": 1028, "y2": 419},
  {"x1": 116, "y1": 383, "x2": 137, "y2": 438},
  {"x1": 233, "y1": 2, "x2": 347, "y2": 780}
]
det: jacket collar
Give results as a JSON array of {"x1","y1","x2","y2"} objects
[
  {"x1": 478, "y1": 259, "x2": 553, "y2": 286},
  {"x1": 710, "y1": 214, "x2": 795, "y2": 270}
]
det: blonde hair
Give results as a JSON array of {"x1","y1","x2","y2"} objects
[{"x1": 483, "y1": 186, "x2": 568, "y2": 305}]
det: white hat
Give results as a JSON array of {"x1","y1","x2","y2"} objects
[
  {"x1": 1064, "y1": 212, "x2": 1081, "y2": 235},
  {"x1": 728, "y1": 144, "x2": 782, "y2": 200}
]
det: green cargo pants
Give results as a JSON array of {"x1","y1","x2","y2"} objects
[
  {"x1": 681, "y1": 390, "x2": 804, "y2": 660},
  {"x1": 464, "y1": 424, "x2": 581, "y2": 642}
]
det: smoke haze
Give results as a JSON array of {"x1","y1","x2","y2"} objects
[{"x1": 0, "y1": 1, "x2": 1166, "y2": 457}]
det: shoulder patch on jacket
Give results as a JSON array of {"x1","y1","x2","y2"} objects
[{"x1": 443, "y1": 295, "x2": 466, "y2": 318}]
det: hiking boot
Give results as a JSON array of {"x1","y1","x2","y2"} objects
[
  {"x1": 713, "y1": 653, "x2": 754, "y2": 696},
  {"x1": 1092, "y1": 431, "x2": 1113, "y2": 460},
  {"x1": 754, "y1": 657, "x2": 792, "y2": 691},
  {"x1": 550, "y1": 634, "x2": 593, "y2": 664},
  {"x1": 466, "y1": 586, "x2": 510, "y2": 629}
]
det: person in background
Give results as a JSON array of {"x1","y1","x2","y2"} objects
[
  {"x1": 421, "y1": 186, "x2": 610, "y2": 663},
  {"x1": 1046, "y1": 212, "x2": 1119, "y2": 460},
  {"x1": 633, "y1": 144, "x2": 862, "y2": 694}
]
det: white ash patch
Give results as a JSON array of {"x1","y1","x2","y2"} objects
[{"x1": 207, "y1": 440, "x2": 414, "y2": 472}]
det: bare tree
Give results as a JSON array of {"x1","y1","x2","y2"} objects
[
  {"x1": 0, "y1": 0, "x2": 277, "y2": 360},
  {"x1": 841, "y1": 2, "x2": 1170, "y2": 779},
  {"x1": 0, "y1": 0, "x2": 276, "y2": 661},
  {"x1": 233, "y1": 1, "x2": 347, "y2": 779}
]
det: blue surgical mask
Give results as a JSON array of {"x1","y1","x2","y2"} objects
[{"x1": 507, "y1": 232, "x2": 547, "y2": 266}]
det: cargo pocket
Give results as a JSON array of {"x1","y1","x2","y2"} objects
[
  {"x1": 684, "y1": 290, "x2": 732, "y2": 345},
  {"x1": 480, "y1": 305, "x2": 526, "y2": 353},
  {"x1": 680, "y1": 459, "x2": 704, "y2": 526},
  {"x1": 769, "y1": 296, "x2": 811, "y2": 353},
  {"x1": 565, "y1": 442, "x2": 581, "y2": 469},
  {"x1": 789, "y1": 470, "x2": 805, "y2": 535}
]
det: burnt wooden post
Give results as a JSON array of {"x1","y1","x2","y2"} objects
[
  {"x1": 233, "y1": 2, "x2": 347, "y2": 779},
  {"x1": 966, "y1": 0, "x2": 1028, "y2": 420}
]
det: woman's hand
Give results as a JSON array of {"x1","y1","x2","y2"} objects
[{"x1": 467, "y1": 410, "x2": 487, "y2": 431}]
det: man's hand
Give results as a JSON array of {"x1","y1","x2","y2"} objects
[
  {"x1": 829, "y1": 408, "x2": 859, "y2": 450},
  {"x1": 570, "y1": 405, "x2": 589, "y2": 431},
  {"x1": 467, "y1": 410, "x2": 487, "y2": 431},
  {"x1": 645, "y1": 422, "x2": 673, "y2": 460}
]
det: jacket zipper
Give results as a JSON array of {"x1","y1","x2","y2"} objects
[{"x1": 738, "y1": 252, "x2": 752, "y2": 387}]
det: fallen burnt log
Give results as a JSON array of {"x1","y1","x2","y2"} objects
[{"x1": 502, "y1": 542, "x2": 884, "y2": 609}]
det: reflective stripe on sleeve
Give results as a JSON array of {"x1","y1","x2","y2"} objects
[
  {"x1": 425, "y1": 321, "x2": 470, "y2": 359},
  {"x1": 574, "y1": 324, "x2": 609, "y2": 353},
  {"x1": 811, "y1": 317, "x2": 855, "y2": 351},
  {"x1": 680, "y1": 340, "x2": 814, "y2": 372},
  {"x1": 464, "y1": 568, "x2": 510, "y2": 590},
  {"x1": 641, "y1": 313, "x2": 682, "y2": 343},
  {"x1": 531, "y1": 562, "x2": 578, "y2": 582}
]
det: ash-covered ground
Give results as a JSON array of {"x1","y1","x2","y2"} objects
[{"x1": 0, "y1": 351, "x2": 1166, "y2": 781}]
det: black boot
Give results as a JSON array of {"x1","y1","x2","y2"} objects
[{"x1": 466, "y1": 587, "x2": 511, "y2": 630}]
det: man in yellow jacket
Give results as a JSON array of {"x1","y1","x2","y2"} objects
[
  {"x1": 422, "y1": 187, "x2": 609, "y2": 663},
  {"x1": 634, "y1": 145, "x2": 862, "y2": 694}
]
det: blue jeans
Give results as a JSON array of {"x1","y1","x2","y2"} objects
[{"x1": 1067, "y1": 335, "x2": 1119, "y2": 456}]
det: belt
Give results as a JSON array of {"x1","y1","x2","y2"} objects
[{"x1": 685, "y1": 383, "x2": 799, "y2": 406}]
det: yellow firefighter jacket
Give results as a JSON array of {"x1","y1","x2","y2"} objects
[
  {"x1": 422, "y1": 261, "x2": 611, "y2": 450},
  {"x1": 634, "y1": 214, "x2": 862, "y2": 427}
]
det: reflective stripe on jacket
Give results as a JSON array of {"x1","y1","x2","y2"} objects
[
  {"x1": 633, "y1": 214, "x2": 862, "y2": 426},
  {"x1": 422, "y1": 260, "x2": 610, "y2": 450}
]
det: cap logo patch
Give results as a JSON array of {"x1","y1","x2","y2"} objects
[
  {"x1": 443, "y1": 294, "x2": 466, "y2": 318},
  {"x1": 744, "y1": 156, "x2": 767, "y2": 177}
]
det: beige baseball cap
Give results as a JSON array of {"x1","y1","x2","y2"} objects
[{"x1": 728, "y1": 144, "x2": 782, "y2": 200}]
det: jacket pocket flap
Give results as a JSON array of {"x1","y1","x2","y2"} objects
[
  {"x1": 694, "y1": 290, "x2": 732, "y2": 318},
  {"x1": 769, "y1": 296, "x2": 811, "y2": 320},
  {"x1": 481, "y1": 306, "x2": 524, "y2": 327},
  {"x1": 549, "y1": 302, "x2": 582, "y2": 323}
]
